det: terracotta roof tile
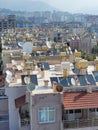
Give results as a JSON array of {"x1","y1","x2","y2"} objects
[{"x1": 63, "y1": 91, "x2": 98, "y2": 109}]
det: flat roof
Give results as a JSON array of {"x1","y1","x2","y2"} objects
[{"x1": 5, "y1": 55, "x2": 98, "y2": 94}]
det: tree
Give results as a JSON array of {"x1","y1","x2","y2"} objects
[
  {"x1": 54, "y1": 37, "x2": 58, "y2": 42},
  {"x1": 86, "y1": 55, "x2": 94, "y2": 61},
  {"x1": 92, "y1": 45, "x2": 98, "y2": 55}
]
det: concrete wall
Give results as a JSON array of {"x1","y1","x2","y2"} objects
[
  {"x1": 0, "y1": 99, "x2": 8, "y2": 114},
  {"x1": 6, "y1": 86, "x2": 26, "y2": 130},
  {"x1": 30, "y1": 93, "x2": 62, "y2": 130},
  {"x1": 0, "y1": 121, "x2": 9, "y2": 130},
  {"x1": 66, "y1": 126, "x2": 98, "y2": 130},
  {"x1": 20, "y1": 125, "x2": 30, "y2": 130}
]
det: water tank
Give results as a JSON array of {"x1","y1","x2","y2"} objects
[
  {"x1": 75, "y1": 59, "x2": 88, "y2": 69},
  {"x1": 74, "y1": 52, "x2": 81, "y2": 57}
]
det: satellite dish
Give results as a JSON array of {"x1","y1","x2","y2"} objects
[
  {"x1": 70, "y1": 51, "x2": 73, "y2": 54},
  {"x1": 6, "y1": 76, "x2": 12, "y2": 83},
  {"x1": 71, "y1": 78, "x2": 76, "y2": 86},
  {"x1": 18, "y1": 42, "x2": 24, "y2": 48},
  {"x1": 68, "y1": 47, "x2": 71, "y2": 51},
  {"x1": 24, "y1": 76, "x2": 30, "y2": 84},
  {"x1": 66, "y1": 50, "x2": 69, "y2": 55},
  {"x1": 66, "y1": 48, "x2": 68, "y2": 51},
  {"x1": 10, "y1": 53, "x2": 13, "y2": 56},
  {"x1": 75, "y1": 49, "x2": 77, "y2": 52},
  {"x1": 76, "y1": 36, "x2": 80, "y2": 40},
  {"x1": 6, "y1": 70, "x2": 12, "y2": 76},
  {"x1": 27, "y1": 83, "x2": 36, "y2": 91},
  {"x1": 72, "y1": 37, "x2": 75, "y2": 40},
  {"x1": 23, "y1": 42, "x2": 33, "y2": 54},
  {"x1": 70, "y1": 63, "x2": 74, "y2": 69},
  {"x1": 46, "y1": 41, "x2": 52, "y2": 48}
]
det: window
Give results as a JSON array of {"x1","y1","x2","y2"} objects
[
  {"x1": 65, "y1": 110, "x2": 68, "y2": 114},
  {"x1": 89, "y1": 108, "x2": 95, "y2": 112},
  {"x1": 38, "y1": 107, "x2": 55, "y2": 123},
  {"x1": 75, "y1": 109, "x2": 81, "y2": 113},
  {"x1": 69, "y1": 110, "x2": 73, "y2": 114}
]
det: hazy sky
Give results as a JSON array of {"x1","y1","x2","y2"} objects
[
  {"x1": 0, "y1": 0, "x2": 98, "y2": 14},
  {"x1": 36, "y1": 0, "x2": 98, "y2": 14}
]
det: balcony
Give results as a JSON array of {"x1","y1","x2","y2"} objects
[{"x1": 63, "y1": 118, "x2": 98, "y2": 129}]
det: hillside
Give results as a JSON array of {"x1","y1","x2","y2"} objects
[{"x1": 0, "y1": 0, "x2": 58, "y2": 12}]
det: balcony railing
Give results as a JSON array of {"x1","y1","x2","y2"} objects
[{"x1": 63, "y1": 118, "x2": 98, "y2": 129}]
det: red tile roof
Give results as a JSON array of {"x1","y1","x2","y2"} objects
[{"x1": 63, "y1": 91, "x2": 98, "y2": 110}]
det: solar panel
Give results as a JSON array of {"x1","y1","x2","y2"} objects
[
  {"x1": 46, "y1": 52, "x2": 50, "y2": 56},
  {"x1": 59, "y1": 77, "x2": 69, "y2": 87},
  {"x1": 37, "y1": 62, "x2": 43, "y2": 68},
  {"x1": 44, "y1": 62, "x2": 50, "y2": 70},
  {"x1": 78, "y1": 75, "x2": 87, "y2": 86},
  {"x1": 36, "y1": 53, "x2": 40, "y2": 56},
  {"x1": 60, "y1": 48, "x2": 64, "y2": 52},
  {"x1": 93, "y1": 71, "x2": 98, "y2": 82},
  {"x1": 50, "y1": 77, "x2": 59, "y2": 84},
  {"x1": 21, "y1": 75, "x2": 38, "y2": 85},
  {"x1": 37, "y1": 62, "x2": 50, "y2": 70},
  {"x1": 86, "y1": 74, "x2": 96, "y2": 85},
  {"x1": 53, "y1": 49, "x2": 57, "y2": 55},
  {"x1": 72, "y1": 68, "x2": 80, "y2": 75},
  {"x1": 67, "y1": 76, "x2": 74, "y2": 86},
  {"x1": 30, "y1": 75, "x2": 38, "y2": 85}
]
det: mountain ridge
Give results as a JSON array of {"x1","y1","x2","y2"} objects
[{"x1": 0, "y1": 0, "x2": 58, "y2": 12}]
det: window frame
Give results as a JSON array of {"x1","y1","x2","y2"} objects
[{"x1": 38, "y1": 107, "x2": 55, "y2": 124}]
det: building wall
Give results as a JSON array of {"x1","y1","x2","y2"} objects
[
  {"x1": 0, "y1": 99, "x2": 8, "y2": 114},
  {"x1": 30, "y1": 93, "x2": 63, "y2": 130},
  {"x1": 6, "y1": 86, "x2": 26, "y2": 130},
  {"x1": 0, "y1": 121, "x2": 9, "y2": 130},
  {"x1": 66, "y1": 126, "x2": 98, "y2": 130},
  {"x1": 0, "y1": 15, "x2": 16, "y2": 31}
]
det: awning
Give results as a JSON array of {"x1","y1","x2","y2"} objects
[{"x1": 15, "y1": 95, "x2": 26, "y2": 108}]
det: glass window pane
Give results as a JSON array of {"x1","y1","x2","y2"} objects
[
  {"x1": 75, "y1": 109, "x2": 81, "y2": 113},
  {"x1": 49, "y1": 110, "x2": 55, "y2": 121},
  {"x1": 49, "y1": 107, "x2": 54, "y2": 111},
  {"x1": 39, "y1": 107, "x2": 55, "y2": 123},
  {"x1": 69, "y1": 110, "x2": 73, "y2": 113},
  {"x1": 44, "y1": 110, "x2": 48, "y2": 122},
  {"x1": 39, "y1": 111, "x2": 45, "y2": 123}
]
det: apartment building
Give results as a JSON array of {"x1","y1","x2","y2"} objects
[
  {"x1": 0, "y1": 38, "x2": 9, "y2": 130},
  {"x1": 0, "y1": 15, "x2": 16, "y2": 31},
  {"x1": 3, "y1": 46, "x2": 98, "y2": 130},
  {"x1": 1, "y1": 27, "x2": 98, "y2": 130}
]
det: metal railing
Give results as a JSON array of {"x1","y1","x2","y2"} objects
[{"x1": 63, "y1": 118, "x2": 98, "y2": 129}]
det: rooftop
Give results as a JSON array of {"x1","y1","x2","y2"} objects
[{"x1": 5, "y1": 58, "x2": 98, "y2": 94}]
